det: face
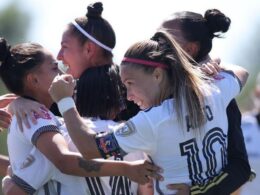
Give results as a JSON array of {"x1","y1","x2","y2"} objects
[
  {"x1": 34, "y1": 49, "x2": 62, "y2": 96},
  {"x1": 57, "y1": 27, "x2": 89, "y2": 79},
  {"x1": 120, "y1": 65, "x2": 161, "y2": 110}
]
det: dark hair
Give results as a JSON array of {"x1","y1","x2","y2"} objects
[
  {"x1": 121, "y1": 31, "x2": 208, "y2": 129},
  {"x1": 160, "y1": 9, "x2": 231, "y2": 61},
  {"x1": 0, "y1": 38, "x2": 45, "y2": 95},
  {"x1": 69, "y1": 2, "x2": 116, "y2": 59},
  {"x1": 76, "y1": 64, "x2": 124, "y2": 120}
]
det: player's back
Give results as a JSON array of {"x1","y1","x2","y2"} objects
[{"x1": 116, "y1": 72, "x2": 240, "y2": 194}]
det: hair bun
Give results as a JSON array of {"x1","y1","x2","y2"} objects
[
  {"x1": 204, "y1": 9, "x2": 231, "y2": 35},
  {"x1": 0, "y1": 38, "x2": 11, "y2": 67},
  {"x1": 86, "y1": 2, "x2": 103, "y2": 19}
]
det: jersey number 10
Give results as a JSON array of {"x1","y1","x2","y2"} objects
[{"x1": 179, "y1": 127, "x2": 227, "y2": 185}]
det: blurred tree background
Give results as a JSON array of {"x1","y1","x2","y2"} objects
[
  {"x1": 0, "y1": 1, "x2": 31, "y2": 194},
  {"x1": 234, "y1": 18, "x2": 260, "y2": 111}
]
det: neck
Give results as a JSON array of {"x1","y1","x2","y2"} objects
[
  {"x1": 157, "y1": 78, "x2": 172, "y2": 105},
  {"x1": 93, "y1": 56, "x2": 112, "y2": 67},
  {"x1": 25, "y1": 90, "x2": 53, "y2": 109}
]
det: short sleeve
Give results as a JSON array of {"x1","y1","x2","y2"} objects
[
  {"x1": 114, "y1": 111, "x2": 156, "y2": 155},
  {"x1": 21, "y1": 108, "x2": 60, "y2": 145},
  {"x1": 12, "y1": 147, "x2": 56, "y2": 191},
  {"x1": 213, "y1": 71, "x2": 240, "y2": 105}
]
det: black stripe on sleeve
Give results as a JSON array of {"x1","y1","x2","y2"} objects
[
  {"x1": 12, "y1": 174, "x2": 36, "y2": 194},
  {"x1": 31, "y1": 125, "x2": 60, "y2": 145}
]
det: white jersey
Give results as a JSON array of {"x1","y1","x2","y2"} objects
[
  {"x1": 113, "y1": 72, "x2": 240, "y2": 195},
  {"x1": 7, "y1": 108, "x2": 89, "y2": 195},
  {"x1": 61, "y1": 117, "x2": 144, "y2": 195},
  {"x1": 240, "y1": 113, "x2": 260, "y2": 195}
]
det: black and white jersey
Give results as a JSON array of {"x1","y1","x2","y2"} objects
[
  {"x1": 112, "y1": 72, "x2": 240, "y2": 194},
  {"x1": 61, "y1": 118, "x2": 144, "y2": 195},
  {"x1": 8, "y1": 108, "x2": 89, "y2": 195}
]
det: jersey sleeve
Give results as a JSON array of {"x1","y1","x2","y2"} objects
[
  {"x1": 213, "y1": 71, "x2": 240, "y2": 106},
  {"x1": 12, "y1": 147, "x2": 56, "y2": 193},
  {"x1": 22, "y1": 108, "x2": 60, "y2": 145},
  {"x1": 113, "y1": 111, "x2": 156, "y2": 155}
]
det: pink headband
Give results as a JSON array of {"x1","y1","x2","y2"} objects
[{"x1": 122, "y1": 57, "x2": 168, "y2": 69}]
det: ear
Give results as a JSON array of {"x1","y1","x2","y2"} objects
[
  {"x1": 152, "y1": 68, "x2": 164, "y2": 83},
  {"x1": 83, "y1": 41, "x2": 97, "y2": 58},
  {"x1": 25, "y1": 73, "x2": 38, "y2": 87},
  {"x1": 184, "y1": 41, "x2": 200, "y2": 58}
]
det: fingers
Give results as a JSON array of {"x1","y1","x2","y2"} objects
[
  {"x1": 144, "y1": 161, "x2": 164, "y2": 181},
  {"x1": 49, "y1": 74, "x2": 76, "y2": 102},
  {"x1": 16, "y1": 113, "x2": 25, "y2": 132},
  {"x1": 200, "y1": 61, "x2": 220, "y2": 76},
  {"x1": 21, "y1": 112, "x2": 30, "y2": 129},
  {"x1": 0, "y1": 110, "x2": 12, "y2": 130},
  {"x1": 7, "y1": 166, "x2": 13, "y2": 176},
  {"x1": 0, "y1": 94, "x2": 17, "y2": 108}
]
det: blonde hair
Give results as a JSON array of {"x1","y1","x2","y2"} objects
[{"x1": 121, "y1": 30, "x2": 211, "y2": 129}]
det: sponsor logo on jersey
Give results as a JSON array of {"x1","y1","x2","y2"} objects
[{"x1": 33, "y1": 107, "x2": 52, "y2": 120}]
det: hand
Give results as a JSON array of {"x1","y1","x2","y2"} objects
[
  {"x1": 8, "y1": 97, "x2": 46, "y2": 131},
  {"x1": 2, "y1": 175, "x2": 27, "y2": 195},
  {"x1": 0, "y1": 109, "x2": 12, "y2": 131},
  {"x1": 200, "y1": 58, "x2": 221, "y2": 76},
  {"x1": 126, "y1": 160, "x2": 163, "y2": 185},
  {"x1": 49, "y1": 74, "x2": 76, "y2": 102},
  {"x1": 7, "y1": 166, "x2": 13, "y2": 176},
  {"x1": 0, "y1": 94, "x2": 17, "y2": 109},
  {"x1": 167, "y1": 183, "x2": 190, "y2": 195}
]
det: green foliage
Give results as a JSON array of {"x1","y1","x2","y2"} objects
[
  {"x1": 0, "y1": 1, "x2": 31, "y2": 44},
  {"x1": 232, "y1": 19, "x2": 260, "y2": 112},
  {"x1": 0, "y1": 1, "x2": 30, "y2": 193}
]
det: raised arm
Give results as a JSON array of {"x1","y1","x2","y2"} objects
[
  {"x1": 220, "y1": 63, "x2": 249, "y2": 88},
  {"x1": 49, "y1": 74, "x2": 103, "y2": 159}
]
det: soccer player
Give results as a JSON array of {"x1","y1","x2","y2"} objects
[
  {"x1": 158, "y1": 9, "x2": 251, "y2": 194},
  {"x1": 48, "y1": 30, "x2": 249, "y2": 195},
  {"x1": 0, "y1": 37, "x2": 161, "y2": 194}
]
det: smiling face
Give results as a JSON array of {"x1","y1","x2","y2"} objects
[
  {"x1": 27, "y1": 49, "x2": 62, "y2": 107},
  {"x1": 35, "y1": 50, "x2": 61, "y2": 94},
  {"x1": 120, "y1": 65, "x2": 162, "y2": 110},
  {"x1": 57, "y1": 27, "x2": 89, "y2": 79}
]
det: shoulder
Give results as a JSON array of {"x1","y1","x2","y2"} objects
[{"x1": 134, "y1": 99, "x2": 174, "y2": 123}]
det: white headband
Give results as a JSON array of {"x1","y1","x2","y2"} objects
[{"x1": 72, "y1": 21, "x2": 113, "y2": 52}]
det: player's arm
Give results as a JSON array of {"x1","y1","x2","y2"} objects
[
  {"x1": 0, "y1": 154, "x2": 9, "y2": 177},
  {"x1": 35, "y1": 131, "x2": 161, "y2": 184},
  {"x1": 219, "y1": 64, "x2": 248, "y2": 88},
  {"x1": 48, "y1": 74, "x2": 114, "y2": 159}
]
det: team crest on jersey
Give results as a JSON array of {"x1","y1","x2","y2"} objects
[
  {"x1": 115, "y1": 121, "x2": 136, "y2": 137},
  {"x1": 20, "y1": 154, "x2": 35, "y2": 169},
  {"x1": 33, "y1": 107, "x2": 52, "y2": 120}
]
